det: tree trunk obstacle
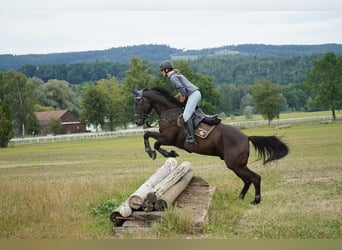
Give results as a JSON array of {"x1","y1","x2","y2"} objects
[
  {"x1": 110, "y1": 158, "x2": 215, "y2": 233},
  {"x1": 128, "y1": 158, "x2": 178, "y2": 210}
]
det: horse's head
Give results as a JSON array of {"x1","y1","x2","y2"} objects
[
  {"x1": 132, "y1": 89, "x2": 153, "y2": 126},
  {"x1": 133, "y1": 87, "x2": 183, "y2": 126}
]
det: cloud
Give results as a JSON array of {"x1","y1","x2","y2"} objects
[
  {"x1": 2, "y1": 0, "x2": 342, "y2": 11},
  {"x1": 1, "y1": 8, "x2": 342, "y2": 54}
]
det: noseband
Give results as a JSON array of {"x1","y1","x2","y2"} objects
[{"x1": 134, "y1": 96, "x2": 152, "y2": 121}]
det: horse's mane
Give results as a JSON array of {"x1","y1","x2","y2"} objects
[{"x1": 148, "y1": 86, "x2": 183, "y2": 107}]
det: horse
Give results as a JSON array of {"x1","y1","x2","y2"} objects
[{"x1": 133, "y1": 86, "x2": 289, "y2": 204}]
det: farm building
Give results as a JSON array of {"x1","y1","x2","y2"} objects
[{"x1": 35, "y1": 109, "x2": 86, "y2": 136}]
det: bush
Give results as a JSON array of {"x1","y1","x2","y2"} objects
[{"x1": 0, "y1": 102, "x2": 13, "y2": 147}]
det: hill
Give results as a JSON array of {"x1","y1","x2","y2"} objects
[{"x1": 1, "y1": 43, "x2": 342, "y2": 70}]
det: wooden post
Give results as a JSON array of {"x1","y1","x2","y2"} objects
[{"x1": 128, "y1": 158, "x2": 177, "y2": 209}]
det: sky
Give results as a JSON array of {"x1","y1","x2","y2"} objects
[{"x1": 1, "y1": 0, "x2": 342, "y2": 55}]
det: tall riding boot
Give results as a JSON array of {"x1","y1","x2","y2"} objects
[{"x1": 184, "y1": 119, "x2": 197, "y2": 144}]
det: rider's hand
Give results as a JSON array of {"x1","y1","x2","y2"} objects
[{"x1": 175, "y1": 93, "x2": 186, "y2": 103}]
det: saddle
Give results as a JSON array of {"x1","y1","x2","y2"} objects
[
  {"x1": 192, "y1": 108, "x2": 221, "y2": 127},
  {"x1": 178, "y1": 108, "x2": 221, "y2": 139},
  {"x1": 192, "y1": 108, "x2": 221, "y2": 139}
]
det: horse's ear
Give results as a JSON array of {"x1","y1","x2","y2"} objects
[{"x1": 132, "y1": 89, "x2": 142, "y2": 98}]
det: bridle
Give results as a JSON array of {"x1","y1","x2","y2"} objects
[{"x1": 134, "y1": 96, "x2": 151, "y2": 124}]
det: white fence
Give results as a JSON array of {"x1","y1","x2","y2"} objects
[
  {"x1": 9, "y1": 128, "x2": 158, "y2": 146},
  {"x1": 8, "y1": 115, "x2": 340, "y2": 146},
  {"x1": 228, "y1": 115, "x2": 341, "y2": 128}
]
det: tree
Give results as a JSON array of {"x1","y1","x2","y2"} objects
[
  {"x1": 218, "y1": 84, "x2": 236, "y2": 115},
  {"x1": 282, "y1": 83, "x2": 308, "y2": 111},
  {"x1": 123, "y1": 57, "x2": 156, "y2": 127},
  {"x1": 124, "y1": 57, "x2": 155, "y2": 91},
  {"x1": 0, "y1": 71, "x2": 14, "y2": 146},
  {"x1": 240, "y1": 93, "x2": 254, "y2": 114},
  {"x1": 80, "y1": 84, "x2": 107, "y2": 130},
  {"x1": 2, "y1": 71, "x2": 37, "y2": 137},
  {"x1": 252, "y1": 80, "x2": 286, "y2": 124},
  {"x1": 0, "y1": 101, "x2": 13, "y2": 147},
  {"x1": 48, "y1": 118, "x2": 61, "y2": 135},
  {"x1": 305, "y1": 52, "x2": 342, "y2": 120},
  {"x1": 96, "y1": 76, "x2": 126, "y2": 130},
  {"x1": 37, "y1": 79, "x2": 79, "y2": 113}
]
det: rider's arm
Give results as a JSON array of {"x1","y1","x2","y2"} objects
[{"x1": 175, "y1": 92, "x2": 186, "y2": 103}]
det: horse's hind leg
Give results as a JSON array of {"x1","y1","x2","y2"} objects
[
  {"x1": 235, "y1": 166, "x2": 261, "y2": 204},
  {"x1": 226, "y1": 159, "x2": 261, "y2": 204}
]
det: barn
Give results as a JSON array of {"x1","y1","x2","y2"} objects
[{"x1": 35, "y1": 109, "x2": 86, "y2": 136}]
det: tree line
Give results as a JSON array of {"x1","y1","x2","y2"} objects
[
  {"x1": 2, "y1": 43, "x2": 342, "y2": 70},
  {"x1": 1, "y1": 53, "x2": 341, "y2": 147},
  {"x1": 19, "y1": 62, "x2": 127, "y2": 84},
  {"x1": 17, "y1": 54, "x2": 322, "y2": 86}
]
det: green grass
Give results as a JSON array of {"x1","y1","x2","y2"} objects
[
  {"x1": 0, "y1": 119, "x2": 341, "y2": 239},
  {"x1": 223, "y1": 110, "x2": 337, "y2": 123}
]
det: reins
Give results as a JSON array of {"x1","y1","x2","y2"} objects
[{"x1": 159, "y1": 108, "x2": 183, "y2": 127}]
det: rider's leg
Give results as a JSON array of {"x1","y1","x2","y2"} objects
[
  {"x1": 183, "y1": 90, "x2": 201, "y2": 144},
  {"x1": 184, "y1": 119, "x2": 196, "y2": 144}
]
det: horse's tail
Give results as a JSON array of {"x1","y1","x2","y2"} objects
[{"x1": 248, "y1": 136, "x2": 289, "y2": 164}]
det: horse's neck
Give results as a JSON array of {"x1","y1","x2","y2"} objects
[
  {"x1": 150, "y1": 95, "x2": 181, "y2": 116},
  {"x1": 154, "y1": 101, "x2": 181, "y2": 115}
]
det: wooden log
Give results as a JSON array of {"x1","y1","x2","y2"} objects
[
  {"x1": 144, "y1": 161, "x2": 192, "y2": 210},
  {"x1": 154, "y1": 169, "x2": 194, "y2": 211},
  {"x1": 128, "y1": 158, "x2": 177, "y2": 209},
  {"x1": 110, "y1": 199, "x2": 132, "y2": 227},
  {"x1": 143, "y1": 192, "x2": 157, "y2": 212},
  {"x1": 131, "y1": 211, "x2": 163, "y2": 221},
  {"x1": 153, "y1": 161, "x2": 192, "y2": 196}
]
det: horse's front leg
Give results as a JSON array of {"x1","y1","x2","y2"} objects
[
  {"x1": 143, "y1": 131, "x2": 178, "y2": 160},
  {"x1": 154, "y1": 141, "x2": 179, "y2": 158},
  {"x1": 143, "y1": 131, "x2": 157, "y2": 160}
]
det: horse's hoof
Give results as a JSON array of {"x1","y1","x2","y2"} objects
[
  {"x1": 151, "y1": 151, "x2": 157, "y2": 160},
  {"x1": 238, "y1": 193, "x2": 245, "y2": 200},
  {"x1": 146, "y1": 150, "x2": 157, "y2": 160},
  {"x1": 250, "y1": 196, "x2": 261, "y2": 205},
  {"x1": 170, "y1": 150, "x2": 179, "y2": 157}
]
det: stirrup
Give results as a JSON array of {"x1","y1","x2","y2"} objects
[{"x1": 186, "y1": 136, "x2": 197, "y2": 144}]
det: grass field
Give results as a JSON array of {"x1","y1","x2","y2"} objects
[
  {"x1": 0, "y1": 118, "x2": 341, "y2": 239},
  {"x1": 223, "y1": 110, "x2": 338, "y2": 122}
]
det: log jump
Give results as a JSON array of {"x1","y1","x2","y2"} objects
[{"x1": 110, "y1": 158, "x2": 215, "y2": 232}]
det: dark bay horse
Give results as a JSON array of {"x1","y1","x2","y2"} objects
[{"x1": 133, "y1": 86, "x2": 289, "y2": 204}]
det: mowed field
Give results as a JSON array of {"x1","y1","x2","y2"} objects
[{"x1": 0, "y1": 118, "x2": 341, "y2": 239}]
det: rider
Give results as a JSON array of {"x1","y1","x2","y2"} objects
[{"x1": 159, "y1": 61, "x2": 201, "y2": 144}]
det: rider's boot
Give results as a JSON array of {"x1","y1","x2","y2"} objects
[{"x1": 184, "y1": 119, "x2": 197, "y2": 144}]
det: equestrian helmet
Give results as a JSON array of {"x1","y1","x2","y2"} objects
[{"x1": 159, "y1": 61, "x2": 173, "y2": 71}]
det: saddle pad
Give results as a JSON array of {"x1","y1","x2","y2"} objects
[{"x1": 195, "y1": 123, "x2": 215, "y2": 139}]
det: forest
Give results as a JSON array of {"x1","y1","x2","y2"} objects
[
  {"x1": 0, "y1": 44, "x2": 341, "y2": 141},
  {"x1": 15, "y1": 54, "x2": 320, "y2": 85},
  {"x1": 1, "y1": 43, "x2": 342, "y2": 70}
]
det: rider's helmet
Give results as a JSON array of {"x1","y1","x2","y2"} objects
[{"x1": 159, "y1": 61, "x2": 174, "y2": 71}]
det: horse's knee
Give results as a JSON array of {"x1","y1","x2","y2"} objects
[{"x1": 143, "y1": 133, "x2": 149, "y2": 140}]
